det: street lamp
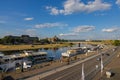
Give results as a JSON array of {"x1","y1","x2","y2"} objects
[
  {"x1": 81, "y1": 63, "x2": 85, "y2": 80},
  {"x1": 0, "y1": 68, "x2": 4, "y2": 80},
  {"x1": 21, "y1": 58, "x2": 24, "y2": 72},
  {"x1": 100, "y1": 52, "x2": 103, "y2": 79}
]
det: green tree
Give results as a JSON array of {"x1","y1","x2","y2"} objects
[
  {"x1": 2, "y1": 36, "x2": 13, "y2": 44},
  {"x1": 0, "y1": 39, "x2": 2, "y2": 44},
  {"x1": 113, "y1": 40, "x2": 120, "y2": 46},
  {"x1": 40, "y1": 38, "x2": 50, "y2": 44},
  {"x1": 102, "y1": 40, "x2": 113, "y2": 45}
]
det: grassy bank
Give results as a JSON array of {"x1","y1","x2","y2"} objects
[{"x1": 0, "y1": 43, "x2": 73, "y2": 51}]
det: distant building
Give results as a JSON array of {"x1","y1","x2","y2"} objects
[
  {"x1": 48, "y1": 36, "x2": 60, "y2": 43},
  {"x1": 3, "y1": 35, "x2": 39, "y2": 44},
  {"x1": 85, "y1": 39, "x2": 91, "y2": 42},
  {"x1": 21, "y1": 35, "x2": 39, "y2": 44}
]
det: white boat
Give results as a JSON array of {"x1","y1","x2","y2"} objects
[
  {"x1": 0, "y1": 50, "x2": 47, "y2": 72},
  {"x1": 61, "y1": 48, "x2": 84, "y2": 57},
  {"x1": 23, "y1": 50, "x2": 48, "y2": 63}
]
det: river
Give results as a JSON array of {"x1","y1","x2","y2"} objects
[{"x1": 0, "y1": 43, "x2": 89, "y2": 60}]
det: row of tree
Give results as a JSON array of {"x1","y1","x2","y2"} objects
[
  {"x1": 0, "y1": 35, "x2": 68, "y2": 45},
  {"x1": 102, "y1": 40, "x2": 120, "y2": 46},
  {"x1": 0, "y1": 36, "x2": 38, "y2": 45},
  {"x1": 112, "y1": 40, "x2": 120, "y2": 46}
]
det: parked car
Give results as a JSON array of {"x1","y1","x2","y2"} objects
[{"x1": 106, "y1": 53, "x2": 110, "y2": 56}]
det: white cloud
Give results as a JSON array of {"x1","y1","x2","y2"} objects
[
  {"x1": 46, "y1": 0, "x2": 111, "y2": 15},
  {"x1": 25, "y1": 29, "x2": 37, "y2": 36},
  {"x1": 25, "y1": 29, "x2": 36, "y2": 32},
  {"x1": 102, "y1": 28, "x2": 119, "y2": 32},
  {"x1": 94, "y1": 13, "x2": 106, "y2": 16},
  {"x1": 15, "y1": 29, "x2": 37, "y2": 36},
  {"x1": 116, "y1": 0, "x2": 120, "y2": 6},
  {"x1": 24, "y1": 17, "x2": 34, "y2": 21},
  {"x1": 35, "y1": 22, "x2": 68, "y2": 28},
  {"x1": 46, "y1": 6, "x2": 59, "y2": 15},
  {"x1": 73, "y1": 25, "x2": 95, "y2": 32},
  {"x1": 59, "y1": 33, "x2": 79, "y2": 36}
]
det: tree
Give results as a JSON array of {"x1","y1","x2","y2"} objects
[
  {"x1": 2, "y1": 36, "x2": 13, "y2": 44},
  {"x1": 113, "y1": 40, "x2": 120, "y2": 46},
  {"x1": 40, "y1": 38, "x2": 50, "y2": 44},
  {"x1": 102, "y1": 40, "x2": 113, "y2": 45},
  {"x1": 0, "y1": 39, "x2": 2, "y2": 44}
]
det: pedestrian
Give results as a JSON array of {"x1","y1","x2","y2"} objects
[
  {"x1": 117, "y1": 54, "x2": 119, "y2": 57},
  {"x1": 60, "y1": 57, "x2": 63, "y2": 63},
  {"x1": 96, "y1": 65, "x2": 98, "y2": 69},
  {"x1": 39, "y1": 77, "x2": 40, "y2": 80},
  {"x1": 113, "y1": 48, "x2": 115, "y2": 52}
]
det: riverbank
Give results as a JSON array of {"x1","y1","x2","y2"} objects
[{"x1": 0, "y1": 43, "x2": 73, "y2": 51}]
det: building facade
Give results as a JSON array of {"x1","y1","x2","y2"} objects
[{"x1": 3, "y1": 35, "x2": 39, "y2": 44}]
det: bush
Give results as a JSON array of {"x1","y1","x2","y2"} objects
[{"x1": 112, "y1": 40, "x2": 120, "y2": 46}]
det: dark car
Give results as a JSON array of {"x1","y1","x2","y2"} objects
[{"x1": 106, "y1": 53, "x2": 110, "y2": 56}]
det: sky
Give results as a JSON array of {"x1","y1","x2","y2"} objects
[{"x1": 0, "y1": 0, "x2": 120, "y2": 40}]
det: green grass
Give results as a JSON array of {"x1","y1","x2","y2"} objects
[{"x1": 0, "y1": 43, "x2": 72, "y2": 51}]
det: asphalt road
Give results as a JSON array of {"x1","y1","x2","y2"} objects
[{"x1": 39, "y1": 48, "x2": 115, "y2": 80}]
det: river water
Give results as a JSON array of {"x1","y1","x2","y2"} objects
[{"x1": 0, "y1": 43, "x2": 89, "y2": 60}]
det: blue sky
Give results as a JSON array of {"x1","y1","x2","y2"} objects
[{"x1": 0, "y1": 0, "x2": 120, "y2": 40}]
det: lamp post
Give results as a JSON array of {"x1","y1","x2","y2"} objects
[
  {"x1": 67, "y1": 56, "x2": 70, "y2": 65},
  {"x1": 21, "y1": 58, "x2": 24, "y2": 72},
  {"x1": 100, "y1": 52, "x2": 103, "y2": 79},
  {"x1": 0, "y1": 69, "x2": 4, "y2": 80},
  {"x1": 81, "y1": 63, "x2": 85, "y2": 80}
]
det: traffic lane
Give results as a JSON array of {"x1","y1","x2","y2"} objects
[
  {"x1": 64, "y1": 49, "x2": 116, "y2": 80},
  {"x1": 40, "y1": 53, "x2": 110, "y2": 80},
  {"x1": 97, "y1": 48, "x2": 115, "y2": 64},
  {"x1": 25, "y1": 52, "x2": 101, "y2": 80},
  {"x1": 40, "y1": 62, "x2": 82, "y2": 80},
  {"x1": 58, "y1": 58, "x2": 99, "y2": 80},
  {"x1": 40, "y1": 56, "x2": 99, "y2": 80}
]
